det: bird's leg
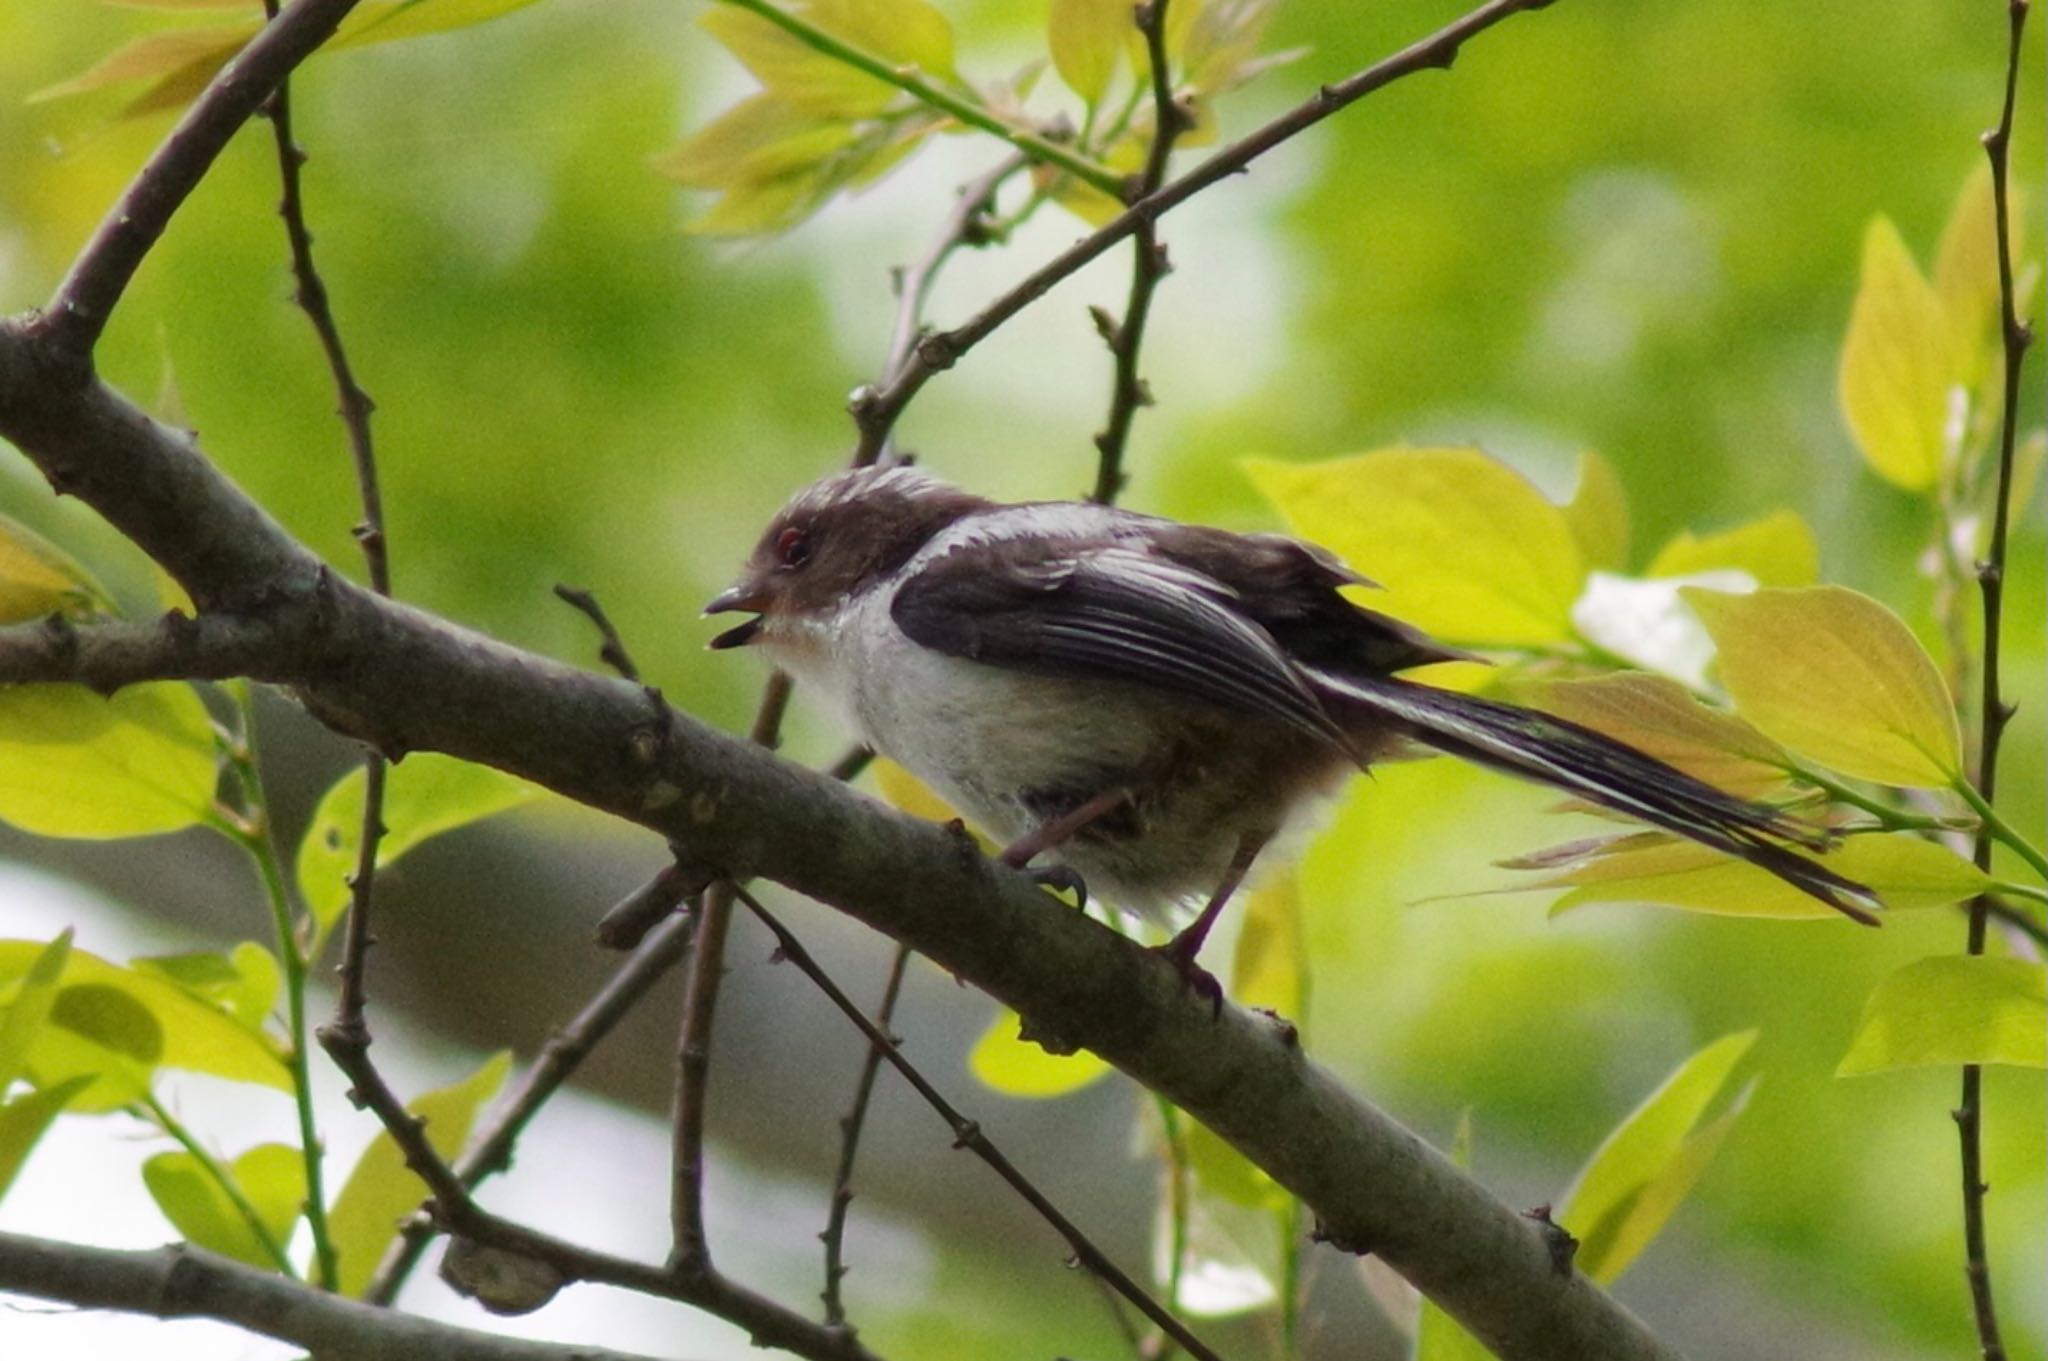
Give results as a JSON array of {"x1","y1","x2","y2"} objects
[
  {"x1": 998, "y1": 787, "x2": 1133, "y2": 907},
  {"x1": 1156, "y1": 829, "x2": 1270, "y2": 1016}
]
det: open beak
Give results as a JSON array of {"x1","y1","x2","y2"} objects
[{"x1": 703, "y1": 582, "x2": 771, "y2": 650}]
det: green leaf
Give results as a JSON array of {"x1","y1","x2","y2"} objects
[
  {"x1": 1556, "y1": 1032, "x2": 1756, "y2": 1283},
  {"x1": 699, "y1": 0, "x2": 953, "y2": 120},
  {"x1": 329, "y1": 1050, "x2": 511, "y2": 1297},
  {"x1": 33, "y1": 0, "x2": 539, "y2": 120},
  {"x1": 1244, "y1": 448, "x2": 1585, "y2": 645},
  {"x1": 132, "y1": 943, "x2": 282, "y2": 1033},
  {"x1": 1231, "y1": 872, "x2": 1305, "y2": 1021},
  {"x1": 143, "y1": 1143, "x2": 305, "y2": 1269},
  {"x1": 295, "y1": 754, "x2": 543, "y2": 942},
  {"x1": 1838, "y1": 216, "x2": 1955, "y2": 491},
  {"x1": 1561, "y1": 450, "x2": 1631, "y2": 573},
  {"x1": 652, "y1": 93, "x2": 858, "y2": 189},
  {"x1": 329, "y1": 0, "x2": 544, "y2": 48},
  {"x1": 31, "y1": 982, "x2": 164, "y2": 1110},
  {"x1": 1413, "y1": 1113, "x2": 1490, "y2": 1361},
  {"x1": 969, "y1": 1009, "x2": 1112, "y2": 1098},
  {"x1": 1180, "y1": 0, "x2": 1286, "y2": 97},
  {"x1": 1049, "y1": 0, "x2": 1128, "y2": 105},
  {"x1": 804, "y1": 0, "x2": 956, "y2": 81},
  {"x1": 0, "y1": 941, "x2": 291, "y2": 1108},
  {"x1": 0, "y1": 514, "x2": 116, "y2": 623},
  {"x1": 0, "y1": 683, "x2": 221, "y2": 838},
  {"x1": 0, "y1": 1077, "x2": 94, "y2": 1205},
  {"x1": 1532, "y1": 832, "x2": 1989, "y2": 922},
  {"x1": 0, "y1": 931, "x2": 74, "y2": 1092},
  {"x1": 27, "y1": 22, "x2": 256, "y2": 114},
  {"x1": 1685, "y1": 586, "x2": 1962, "y2": 787},
  {"x1": 1645, "y1": 509, "x2": 1820, "y2": 588},
  {"x1": 1838, "y1": 957, "x2": 2046, "y2": 1076},
  {"x1": 1932, "y1": 164, "x2": 2022, "y2": 382},
  {"x1": 1516, "y1": 673, "x2": 1791, "y2": 799}
]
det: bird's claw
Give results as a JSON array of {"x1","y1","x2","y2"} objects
[
  {"x1": 1023, "y1": 864, "x2": 1088, "y2": 909},
  {"x1": 1153, "y1": 934, "x2": 1223, "y2": 1020}
]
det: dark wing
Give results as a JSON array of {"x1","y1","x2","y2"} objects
[
  {"x1": 1141, "y1": 523, "x2": 1470, "y2": 675},
  {"x1": 891, "y1": 541, "x2": 1349, "y2": 748}
]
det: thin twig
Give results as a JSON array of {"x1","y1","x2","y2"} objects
[
  {"x1": 1089, "y1": 0, "x2": 1192, "y2": 505},
  {"x1": 38, "y1": 0, "x2": 365, "y2": 358},
  {"x1": 360, "y1": 903, "x2": 697, "y2": 1305},
  {"x1": 670, "y1": 672, "x2": 793, "y2": 1271},
  {"x1": 818, "y1": 942, "x2": 912, "y2": 1327},
  {"x1": 255, "y1": 0, "x2": 390, "y2": 1113},
  {"x1": 1956, "y1": 4, "x2": 2031, "y2": 1357},
  {"x1": 555, "y1": 584, "x2": 643, "y2": 683},
  {"x1": 853, "y1": 0, "x2": 1556, "y2": 446},
  {"x1": 317, "y1": 1023, "x2": 885, "y2": 1361},
  {"x1": 734, "y1": 885, "x2": 1229, "y2": 1361},
  {"x1": 852, "y1": 155, "x2": 1027, "y2": 465}
]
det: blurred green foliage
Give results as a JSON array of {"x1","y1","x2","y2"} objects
[{"x1": 2, "y1": 0, "x2": 2043, "y2": 1358}]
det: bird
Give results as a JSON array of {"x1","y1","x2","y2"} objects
[{"x1": 705, "y1": 464, "x2": 1879, "y2": 1001}]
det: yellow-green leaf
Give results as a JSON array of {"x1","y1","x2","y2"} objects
[
  {"x1": 1245, "y1": 448, "x2": 1584, "y2": 645},
  {"x1": 1932, "y1": 165, "x2": 2023, "y2": 381},
  {"x1": 0, "y1": 931, "x2": 73, "y2": 1092},
  {"x1": 27, "y1": 22, "x2": 255, "y2": 107},
  {"x1": 652, "y1": 94, "x2": 858, "y2": 189},
  {"x1": 329, "y1": 1050, "x2": 511, "y2": 1297},
  {"x1": 699, "y1": 7, "x2": 896, "y2": 119},
  {"x1": 295, "y1": 754, "x2": 543, "y2": 941},
  {"x1": 143, "y1": 1142, "x2": 304, "y2": 1269},
  {"x1": 30, "y1": 982, "x2": 163, "y2": 1110},
  {"x1": 805, "y1": 0, "x2": 956, "y2": 80},
  {"x1": 0, "y1": 514, "x2": 116, "y2": 623},
  {"x1": 1556, "y1": 1032, "x2": 1755, "y2": 1283},
  {"x1": 0, "y1": 942, "x2": 292, "y2": 1107},
  {"x1": 1838, "y1": 216, "x2": 1955, "y2": 491},
  {"x1": 1049, "y1": 0, "x2": 1129, "y2": 105},
  {"x1": 1561, "y1": 450, "x2": 1631, "y2": 572},
  {"x1": 0, "y1": 1077, "x2": 94, "y2": 1205},
  {"x1": 1413, "y1": 1113, "x2": 1490, "y2": 1361},
  {"x1": 1516, "y1": 672, "x2": 1791, "y2": 799},
  {"x1": 1183, "y1": 1119, "x2": 1286, "y2": 1212},
  {"x1": 1536, "y1": 832, "x2": 1988, "y2": 922},
  {"x1": 1685, "y1": 586, "x2": 1962, "y2": 787},
  {"x1": 968, "y1": 1008, "x2": 1111, "y2": 1098},
  {"x1": 1231, "y1": 872, "x2": 1305, "y2": 1021},
  {"x1": 132, "y1": 943, "x2": 281, "y2": 1034},
  {"x1": 329, "y1": 0, "x2": 544, "y2": 48},
  {"x1": 0, "y1": 683, "x2": 220, "y2": 838},
  {"x1": 1645, "y1": 509, "x2": 1819, "y2": 588},
  {"x1": 1838, "y1": 956, "x2": 2046, "y2": 1076},
  {"x1": 1181, "y1": 0, "x2": 1285, "y2": 96}
]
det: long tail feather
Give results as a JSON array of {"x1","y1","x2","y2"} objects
[{"x1": 1312, "y1": 672, "x2": 1881, "y2": 924}]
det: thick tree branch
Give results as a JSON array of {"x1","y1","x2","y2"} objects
[
  {"x1": 0, "y1": 322, "x2": 1676, "y2": 1361},
  {"x1": 0, "y1": 1231, "x2": 670, "y2": 1361}
]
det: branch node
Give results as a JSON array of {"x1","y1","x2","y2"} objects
[{"x1": 1523, "y1": 1204, "x2": 1580, "y2": 1276}]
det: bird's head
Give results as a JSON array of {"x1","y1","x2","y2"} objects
[{"x1": 704, "y1": 464, "x2": 988, "y2": 649}]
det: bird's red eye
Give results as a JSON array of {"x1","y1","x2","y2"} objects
[{"x1": 775, "y1": 526, "x2": 813, "y2": 568}]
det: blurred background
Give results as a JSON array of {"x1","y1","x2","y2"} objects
[{"x1": 0, "y1": 0, "x2": 2042, "y2": 1357}]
